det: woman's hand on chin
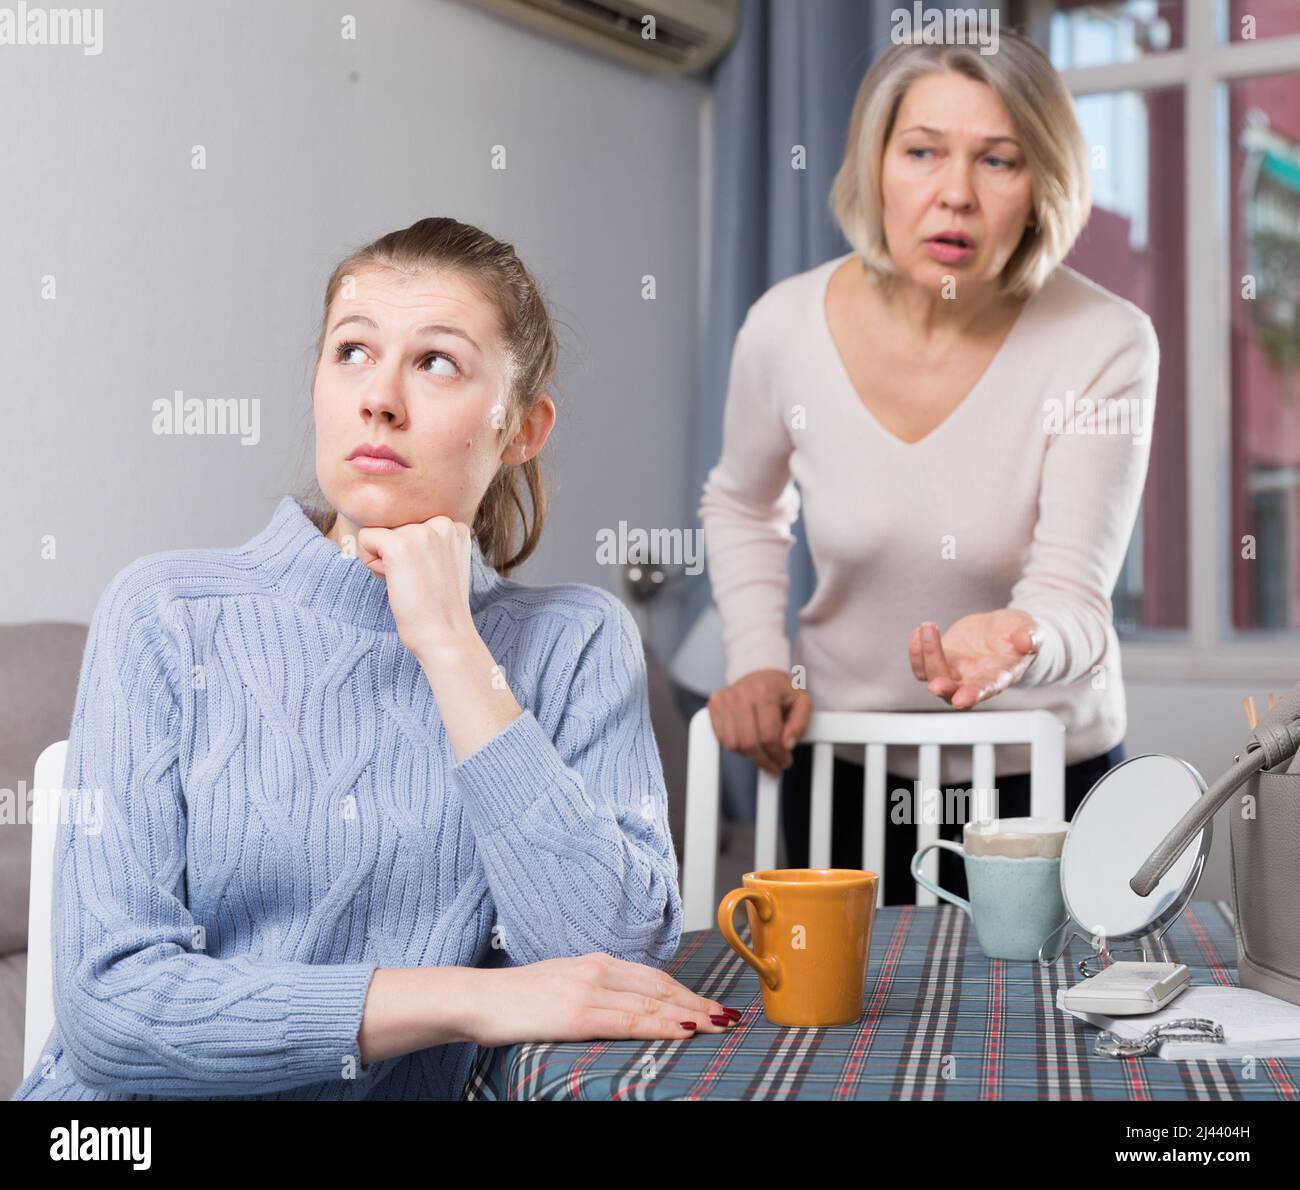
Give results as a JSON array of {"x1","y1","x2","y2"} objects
[
  {"x1": 356, "y1": 515, "x2": 478, "y2": 660},
  {"x1": 461, "y1": 953, "x2": 736, "y2": 1048},
  {"x1": 908, "y1": 609, "x2": 1041, "y2": 709}
]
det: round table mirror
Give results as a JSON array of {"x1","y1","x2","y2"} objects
[{"x1": 1038, "y1": 753, "x2": 1210, "y2": 973}]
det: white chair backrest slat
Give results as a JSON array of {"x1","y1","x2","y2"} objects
[{"x1": 24, "y1": 739, "x2": 68, "y2": 1082}]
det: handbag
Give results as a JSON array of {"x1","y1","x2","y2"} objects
[
  {"x1": 1132, "y1": 682, "x2": 1300, "y2": 1007},
  {"x1": 1229, "y1": 764, "x2": 1300, "y2": 1006}
]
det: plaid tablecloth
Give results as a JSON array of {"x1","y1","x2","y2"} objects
[{"x1": 464, "y1": 899, "x2": 1300, "y2": 1100}]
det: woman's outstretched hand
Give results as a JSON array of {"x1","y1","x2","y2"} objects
[
  {"x1": 464, "y1": 953, "x2": 736, "y2": 1048},
  {"x1": 908, "y1": 610, "x2": 1041, "y2": 709}
]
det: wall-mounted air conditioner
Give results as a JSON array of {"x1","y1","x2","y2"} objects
[{"x1": 462, "y1": 0, "x2": 740, "y2": 75}]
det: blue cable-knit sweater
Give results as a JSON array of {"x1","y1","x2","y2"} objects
[{"x1": 12, "y1": 495, "x2": 682, "y2": 1101}]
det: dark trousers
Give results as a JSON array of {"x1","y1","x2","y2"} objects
[{"x1": 779, "y1": 740, "x2": 1126, "y2": 906}]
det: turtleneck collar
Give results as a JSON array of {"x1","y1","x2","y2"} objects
[{"x1": 242, "y1": 495, "x2": 504, "y2": 634}]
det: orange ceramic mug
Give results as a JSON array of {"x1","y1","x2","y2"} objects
[{"x1": 716, "y1": 869, "x2": 879, "y2": 1027}]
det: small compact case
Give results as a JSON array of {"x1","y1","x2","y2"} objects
[{"x1": 1063, "y1": 960, "x2": 1190, "y2": 1016}]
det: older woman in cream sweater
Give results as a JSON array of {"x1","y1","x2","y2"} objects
[{"x1": 700, "y1": 30, "x2": 1157, "y2": 905}]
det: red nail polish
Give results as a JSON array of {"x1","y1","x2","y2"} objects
[
  {"x1": 709, "y1": 1014, "x2": 731, "y2": 1026},
  {"x1": 680, "y1": 1021, "x2": 697, "y2": 1030},
  {"x1": 722, "y1": 1007, "x2": 742, "y2": 1021}
]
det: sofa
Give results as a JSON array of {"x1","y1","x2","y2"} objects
[{"x1": 0, "y1": 619, "x2": 759, "y2": 1098}]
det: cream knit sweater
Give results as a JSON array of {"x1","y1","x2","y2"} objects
[{"x1": 699, "y1": 252, "x2": 1159, "y2": 783}]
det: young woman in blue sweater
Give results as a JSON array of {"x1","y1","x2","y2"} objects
[{"x1": 13, "y1": 217, "x2": 734, "y2": 1102}]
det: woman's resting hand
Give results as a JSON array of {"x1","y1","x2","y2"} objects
[
  {"x1": 908, "y1": 610, "x2": 1042, "y2": 709},
  {"x1": 707, "y1": 667, "x2": 814, "y2": 775},
  {"x1": 462, "y1": 953, "x2": 735, "y2": 1048}
]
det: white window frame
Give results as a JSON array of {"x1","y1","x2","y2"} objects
[{"x1": 1026, "y1": 0, "x2": 1300, "y2": 682}]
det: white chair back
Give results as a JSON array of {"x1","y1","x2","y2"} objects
[
  {"x1": 23, "y1": 739, "x2": 68, "y2": 1082},
  {"x1": 683, "y1": 709, "x2": 1065, "y2": 931}
]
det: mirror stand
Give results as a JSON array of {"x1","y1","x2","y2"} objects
[
  {"x1": 1035, "y1": 754, "x2": 1211, "y2": 976},
  {"x1": 1040, "y1": 918, "x2": 1184, "y2": 974}
]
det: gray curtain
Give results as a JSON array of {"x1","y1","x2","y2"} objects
[
  {"x1": 686, "y1": 0, "x2": 1010, "y2": 820},
  {"x1": 688, "y1": 0, "x2": 887, "y2": 635}
]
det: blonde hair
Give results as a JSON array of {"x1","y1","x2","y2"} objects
[
  {"x1": 829, "y1": 27, "x2": 1091, "y2": 299},
  {"x1": 300, "y1": 217, "x2": 557, "y2": 575}
]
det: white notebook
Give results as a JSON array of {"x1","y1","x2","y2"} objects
[{"x1": 1057, "y1": 984, "x2": 1300, "y2": 1060}]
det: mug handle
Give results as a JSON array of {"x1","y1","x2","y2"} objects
[
  {"x1": 717, "y1": 888, "x2": 782, "y2": 990},
  {"x1": 910, "y1": 840, "x2": 972, "y2": 916}
]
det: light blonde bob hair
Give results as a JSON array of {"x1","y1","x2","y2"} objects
[{"x1": 829, "y1": 27, "x2": 1091, "y2": 299}]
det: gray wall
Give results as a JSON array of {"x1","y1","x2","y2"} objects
[{"x1": 0, "y1": 0, "x2": 705, "y2": 662}]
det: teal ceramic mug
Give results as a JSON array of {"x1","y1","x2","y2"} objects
[{"x1": 911, "y1": 818, "x2": 1070, "y2": 961}]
